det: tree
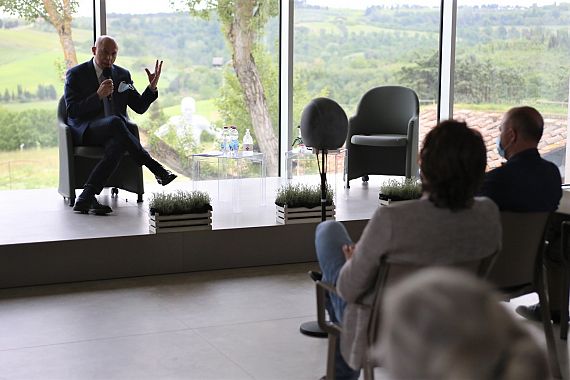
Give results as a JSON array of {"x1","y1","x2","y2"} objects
[
  {"x1": 0, "y1": 0, "x2": 78, "y2": 69},
  {"x1": 174, "y1": 0, "x2": 280, "y2": 175}
]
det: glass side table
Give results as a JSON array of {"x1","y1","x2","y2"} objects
[
  {"x1": 284, "y1": 147, "x2": 346, "y2": 199},
  {"x1": 191, "y1": 151, "x2": 266, "y2": 213}
]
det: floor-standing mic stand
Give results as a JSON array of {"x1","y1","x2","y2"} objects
[{"x1": 300, "y1": 148, "x2": 329, "y2": 338}]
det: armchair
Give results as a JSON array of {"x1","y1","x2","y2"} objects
[
  {"x1": 57, "y1": 96, "x2": 144, "y2": 206},
  {"x1": 345, "y1": 86, "x2": 419, "y2": 188}
]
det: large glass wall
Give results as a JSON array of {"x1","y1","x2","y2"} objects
[
  {"x1": 0, "y1": 1, "x2": 94, "y2": 190},
  {"x1": 291, "y1": 1, "x2": 441, "y2": 178},
  {"x1": 454, "y1": 1, "x2": 570, "y2": 180},
  {"x1": 105, "y1": 0, "x2": 281, "y2": 181}
]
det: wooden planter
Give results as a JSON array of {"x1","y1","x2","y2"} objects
[
  {"x1": 149, "y1": 210, "x2": 212, "y2": 233},
  {"x1": 276, "y1": 204, "x2": 335, "y2": 224},
  {"x1": 378, "y1": 194, "x2": 417, "y2": 207}
]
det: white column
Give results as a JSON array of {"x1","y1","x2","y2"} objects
[
  {"x1": 279, "y1": 0, "x2": 294, "y2": 178},
  {"x1": 98, "y1": 0, "x2": 106, "y2": 36},
  {"x1": 438, "y1": 0, "x2": 457, "y2": 121}
]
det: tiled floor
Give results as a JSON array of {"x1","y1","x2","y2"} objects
[{"x1": 0, "y1": 263, "x2": 568, "y2": 380}]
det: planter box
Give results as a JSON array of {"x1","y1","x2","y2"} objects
[
  {"x1": 149, "y1": 210, "x2": 212, "y2": 233},
  {"x1": 378, "y1": 197, "x2": 416, "y2": 207},
  {"x1": 276, "y1": 204, "x2": 335, "y2": 224}
]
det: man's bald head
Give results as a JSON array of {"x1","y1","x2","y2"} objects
[
  {"x1": 92, "y1": 35, "x2": 118, "y2": 69},
  {"x1": 505, "y1": 106, "x2": 544, "y2": 143}
]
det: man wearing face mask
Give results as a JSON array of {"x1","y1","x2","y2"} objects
[
  {"x1": 479, "y1": 106, "x2": 561, "y2": 212},
  {"x1": 480, "y1": 106, "x2": 562, "y2": 323},
  {"x1": 64, "y1": 35, "x2": 176, "y2": 215}
]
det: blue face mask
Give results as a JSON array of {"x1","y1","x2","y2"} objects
[{"x1": 496, "y1": 136, "x2": 506, "y2": 158}]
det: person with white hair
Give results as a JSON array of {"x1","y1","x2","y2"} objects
[{"x1": 379, "y1": 268, "x2": 549, "y2": 380}]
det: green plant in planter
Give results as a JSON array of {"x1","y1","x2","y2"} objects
[
  {"x1": 275, "y1": 183, "x2": 333, "y2": 208},
  {"x1": 379, "y1": 178, "x2": 422, "y2": 202},
  {"x1": 149, "y1": 190, "x2": 212, "y2": 216}
]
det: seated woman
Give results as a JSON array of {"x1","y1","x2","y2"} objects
[
  {"x1": 380, "y1": 268, "x2": 548, "y2": 380},
  {"x1": 316, "y1": 120, "x2": 502, "y2": 380}
]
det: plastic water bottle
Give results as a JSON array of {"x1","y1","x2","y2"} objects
[
  {"x1": 220, "y1": 126, "x2": 229, "y2": 153},
  {"x1": 229, "y1": 126, "x2": 239, "y2": 154},
  {"x1": 243, "y1": 128, "x2": 254, "y2": 155}
]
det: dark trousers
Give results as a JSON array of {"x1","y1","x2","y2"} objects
[{"x1": 82, "y1": 115, "x2": 163, "y2": 195}]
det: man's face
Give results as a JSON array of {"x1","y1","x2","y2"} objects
[
  {"x1": 499, "y1": 115, "x2": 516, "y2": 155},
  {"x1": 92, "y1": 39, "x2": 118, "y2": 69}
]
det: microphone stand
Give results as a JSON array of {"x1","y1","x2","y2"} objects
[{"x1": 299, "y1": 148, "x2": 329, "y2": 338}]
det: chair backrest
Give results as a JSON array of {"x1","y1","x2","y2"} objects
[
  {"x1": 486, "y1": 211, "x2": 550, "y2": 290},
  {"x1": 366, "y1": 253, "x2": 496, "y2": 348},
  {"x1": 351, "y1": 86, "x2": 419, "y2": 135},
  {"x1": 58, "y1": 96, "x2": 68, "y2": 125}
]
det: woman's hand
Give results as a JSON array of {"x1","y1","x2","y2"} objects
[{"x1": 342, "y1": 243, "x2": 356, "y2": 261}]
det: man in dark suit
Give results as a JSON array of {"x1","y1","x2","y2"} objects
[
  {"x1": 479, "y1": 106, "x2": 563, "y2": 322},
  {"x1": 64, "y1": 35, "x2": 176, "y2": 215}
]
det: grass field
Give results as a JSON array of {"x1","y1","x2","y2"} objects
[{"x1": 0, "y1": 147, "x2": 59, "y2": 190}]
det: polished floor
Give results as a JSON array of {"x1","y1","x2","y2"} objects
[
  {"x1": 0, "y1": 262, "x2": 567, "y2": 380},
  {"x1": 0, "y1": 174, "x2": 381, "y2": 245}
]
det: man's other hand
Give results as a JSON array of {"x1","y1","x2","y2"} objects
[
  {"x1": 97, "y1": 79, "x2": 113, "y2": 99},
  {"x1": 145, "y1": 60, "x2": 163, "y2": 91}
]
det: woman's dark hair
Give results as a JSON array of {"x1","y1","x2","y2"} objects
[{"x1": 420, "y1": 120, "x2": 486, "y2": 211}]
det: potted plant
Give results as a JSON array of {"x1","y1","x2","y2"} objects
[
  {"x1": 275, "y1": 183, "x2": 335, "y2": 224},
  {"x1": 379, "y1": 178, "x2": 422, "y2": 206},
  {"x1": 149, "y1": 190, "x2": 212, "y2": 233}
]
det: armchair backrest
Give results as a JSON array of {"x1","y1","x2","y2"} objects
[
  {"x1": 58, "y1": 96, "x2": 68, "y2": 125},
  {"x1": 351, "y1": 86, "x2": 419, "y2": 135},
  {"x1": 486, "y1": 212, "x2": 550, "y2": 289}
]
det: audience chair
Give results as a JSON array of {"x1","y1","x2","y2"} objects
[
  {"x1": 486, "y1": 212, "x2": 562, "y2": 379},
  {"x1": 57, "y1": 96, "x2": 144, "y2": 206},
  {"x1": 560, "y1": 220, "x2": 570, "y2": 340},
  {"x1": 344, "y1": 86, "x2": 419, "y2": 189},
  {"x1": 315, "y1": 253, "x2": 496, "y2": 380}
]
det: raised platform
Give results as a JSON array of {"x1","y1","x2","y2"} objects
[{"x1": 0, "y1": 175, "x2": 386, "y2": 288}]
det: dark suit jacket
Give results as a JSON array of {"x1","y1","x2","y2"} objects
[
  {"x1": 479, "y1": 148, "x2": 562, "y2": 212},
  {"x1": 64, "y1": 59, "x2": 158, "y2": 144}
]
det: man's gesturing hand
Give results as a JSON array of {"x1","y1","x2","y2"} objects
[
  {"x1": 97, "y1": 79, "x2": 113, "y2": 99},
  {"x1": 145, "y1": 60, "x2": 163, "y2": 91}
]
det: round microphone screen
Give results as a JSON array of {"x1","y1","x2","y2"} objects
[{"x1": 300, "y1": 98, "x2": 348, "y2": 150}]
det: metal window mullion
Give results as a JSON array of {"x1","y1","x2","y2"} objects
[
  {"x1": 438, "y1": 0, "x2": 457, "y2": 121},
  {"x1": 279, "y1": 0, "x2": 294, "y2": 178}
]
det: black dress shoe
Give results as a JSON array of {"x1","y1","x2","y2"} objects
[
  {"x1": 515, "y1": 303, "x2": 561, "y2": 323},
  {"x1": 156, "y1": 171, "x2": 177, "y2": 186},
  {"x1": 73, "y1": 197, "x2": 112, "y2": 215}
]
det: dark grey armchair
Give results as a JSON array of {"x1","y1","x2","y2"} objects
[
  {"x1": 345, "y1": 86, "x2": 419, "y2": 188},
  {"x1": 57, "y1": 96, "x2": 144, "y2": 206}
]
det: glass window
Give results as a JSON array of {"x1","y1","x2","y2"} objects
[
  {"x1": 0, "y1": 1, "x2": 94, "y2": 190},
  {"x1": 455, "y1": 1, "x2": 569, "y2": 181},
  {"x1": 105, "y1": 0, "x2": 280, "y2": 182},
  {"x1": 292, "y1": 1, "x2": 441, "y2": 179}
]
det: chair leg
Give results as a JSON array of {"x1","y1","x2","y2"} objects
[
  {"x1": 69, "y1": 196, "x2": 75, "y2": 207},
  {"x1": 137, "y1": 193, "x2": 144, "y2": 203},
  {"x1": 538, "y1": 284, "x2": 562, "y2": 379},
  {"x1": 363, "y1": 362, "x2": 375, "y2": 380},
  {"x1": 560, "y1": 272, "x2": 569, "y2": 340},
  {"x1": 326, "y1": 335, "x2": 337, "y2": 380}
]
